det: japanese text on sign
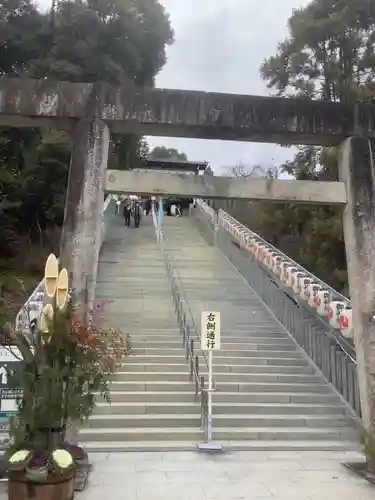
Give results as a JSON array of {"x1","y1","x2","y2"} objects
[{"x1": 201, "y1": 311, "x2": 221, "y2": 351}]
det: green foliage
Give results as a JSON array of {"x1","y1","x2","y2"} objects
[
  {"x1": 149, "y1": 146, "x2": 188, "y2": 161},
  {"x1": 0, "y1": 0, "x2": 173, "y2": 304},
  {"x1": 2, "y1": 300, "x2": 130, "y2": 451},
  {"x1": 256, "y1": 0, "x2": 375, "y2": 295}
]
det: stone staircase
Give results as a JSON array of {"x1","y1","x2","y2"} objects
[
  {"x1": 162, "y1": 215, "x2": 360, "y2": 451},
  {"x1": 79, "y1": 215, "x2": 202, "y2": 451}
]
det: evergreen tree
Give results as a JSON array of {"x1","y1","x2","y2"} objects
[{"x1": 256, "y1": 0, "x2": 375, "y2": 294}]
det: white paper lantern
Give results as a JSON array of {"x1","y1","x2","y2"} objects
[
  {"x1": 285, "y1": 266, "x2": 298, "y2": 287},
  {"x1": 339, "y1": 306, "x2": 353, "y2": 339},
  {"x1": 257, "y1": 244, "x2": 267, "y2": 262},
  {"x1": 299, "y1": 277, "x2": 313, "y2": 301},
  {"x1": 265, "y1": 251, "x2": 274, "y2": 268},
  {"x1": 292, "y1": 272, "x2": 304, "y2": 294},
  {"x1": 315, "y1": 289, "x2": 331, "y2": 316},
  {"x1": 280, "y1": 260, "x2": 290, "y2": 280},
  {"x1": 308, "y1": 282, "x2": 322, "y2": 308},
  {"x1": 254, "y1": 243, "x2": 263, "y2": 260},
  {"x1": 328, "y1": 300, "x2": 346, "y2": 329},
  {"x1": 272, "y1": 255, "x2": 282, "y2": 275},
  {"x1": 252, "y1": 241, "x2": 260, "y2": 257},
  {"x1": 262, "y1": 247, "x2": 271, "y2": 264}
]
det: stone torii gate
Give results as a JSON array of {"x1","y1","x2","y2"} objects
[{"x1": 0, "y1": 77, "x2": 375, "y2": 437}]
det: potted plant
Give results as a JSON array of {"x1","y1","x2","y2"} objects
[{"x1": 0, "y1": 255, "x2": 130, "y2": 500}]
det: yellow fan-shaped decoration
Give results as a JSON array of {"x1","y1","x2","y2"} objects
[
  {"x1": 56, "y1": 268, "x2": 69, "y2": 310},
  {"x1": 44, "y1": 254, "x2": 59, "y2": 298},
  {"x1": 39, "y1": 304, "x2": 54, "y2": 333}
]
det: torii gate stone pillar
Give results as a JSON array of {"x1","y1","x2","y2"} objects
[
  {"x1": 60, "y1": 118, "x2": 109, "y2": 322},
  {"x1": 339, "y1": 136, "x2": 375, "y2": 435}
]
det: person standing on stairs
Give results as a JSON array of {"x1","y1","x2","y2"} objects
[
  {"x1": 133, "y1": 201, "x2": 142, "y2": 228},
  {"x1": 123, "y1": 201, "x2": 131, "y2": 227}
]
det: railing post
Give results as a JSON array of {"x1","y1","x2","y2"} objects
[{"x1": 195, "y1": 355, "x2": 199, "y2": 396}]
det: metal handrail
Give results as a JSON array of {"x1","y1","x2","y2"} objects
[
  {"x1": 151, "y1": 207, "x2": 210, "y2": 436},
  {"x1": 159, "y1": 235, "x2": 215, "y2": 389}
]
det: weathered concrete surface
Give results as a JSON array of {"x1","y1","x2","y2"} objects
[
  {"x1": 0, "y1": 78, "x2": 375, "y2": 145},
  {"x1": 105, "y1": 169, "x2": 347, "y2": 205},
  {"x1": 339, "y1": 136, "x2": 375, "y2": 433},
  {"x1": 60, "y1": 118, "x2": 109, "y2": 321},
  {"x1": 73, "y1": 451, "x2": 372, "y2": 500}
]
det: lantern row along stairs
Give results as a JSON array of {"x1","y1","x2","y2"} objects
[{"x1": 16, "y1": 198, "x2": 360, "y2": 452}]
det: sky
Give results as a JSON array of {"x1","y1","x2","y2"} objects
[
  {"x1": 37, "y1": 0, "x2": 310, "y2": 173},
  {"x1": 146, "y1": 0, "x2": 310, "y2": 173}
]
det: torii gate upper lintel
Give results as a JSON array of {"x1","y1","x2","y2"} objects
[{"x1": 0, "y1": 77, "x2": 374, "y2": 146}]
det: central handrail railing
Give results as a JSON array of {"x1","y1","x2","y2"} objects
[{"x1": 151, "y1": 207, "x2": 211, "y2": 438}]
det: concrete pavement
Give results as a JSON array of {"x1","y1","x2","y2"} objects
[{"x1": 74, "y1": 450, "x2": 373, "y2": 500}]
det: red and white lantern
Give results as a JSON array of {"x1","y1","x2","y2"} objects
[
  {"x1": 339, "y1": 306, "x2": 353, "y2": 339},
  {"x1": 315, "y1": 289, "x2": 331, "y2": 316},
  {"x1": 308, "y1": 282, "x2": 322, "y2": 308},
  {"x1": 299, "y1": 277, "x2": 313, "y2": 301},
  {"x1": 328, "y1": 300, "x2": 346, "y2": 329},
  {"x1": 257, "y1": 244, "x2": 268, "y2": 262},
  {"x1": 279, "y1": 260, "x2": 290, "y2": 280},
  {"x1": 285, "y1": 266, "x2": 298, "y2": 287},
  {"x1": 292, "y1": 272, "x2": 305, "y2": 294},
  {"x1": 272, "y1": 254, "x2": 282, "y2": 275}
]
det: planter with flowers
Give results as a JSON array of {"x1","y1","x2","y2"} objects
[{"x1": 0, "y1": 254, "x2": 130, "y2": 500}]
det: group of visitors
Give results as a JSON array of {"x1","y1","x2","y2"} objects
[
  {"x1": 115, "y1": 196, "x2": 143, "y2": 228},
  {"x1": 114, "y1": 195, "x2": 196, "y2": 227},
  {"x1": 123, "y1": 200, "x2": 142, "y2": 228}
]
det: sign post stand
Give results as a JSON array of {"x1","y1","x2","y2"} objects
[
  {"x1": 197, "y1": 311, "x2": 223, "y2": 453},
  {"x1": 207, "y1": 349, "x2": 213, "y2": 441}
]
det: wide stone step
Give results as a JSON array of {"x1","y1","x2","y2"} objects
[
  {"x1": 93, "y1": 402, "x2": 200, "y2": 415},
  {"x1": 124, "y1": 355, "x2": 308, "y2": 366},
  {"x1": 202, "y1": 336, "x2": 291, "y2": 343},
  {"x1": 100, "y1": 391, "x2": 197, "y2": 403},
  {"x1": 200, "y1": 373, "x2": 324, "y2": 384},
  {"x1": 123, "y1": 362, "x2": 314, "y2": 374},
  {"x1": 113, "y1": 371, "x2": 322, "y2": 384},
  {"x1": 80, "y1": 427, "x2": 203, "y2": 442},
  {"x1": 115, "y1": 372, "x2": 192, "y2": 382},
  {"x1": 109, "y1": 381, "x2": 197, "y2": 392},
  {"x1": 212, "y1": 403, "x2": 350, "y2": 416},
  {"x1": 131, "y1": 341, "x2": 186, "y2": 349},
  {"x1": 86, "y1": 414, "x2": 201, "y2": 428},
  {"x1": 211, "y1": 427, "x2": 357, "y2": 441},
  {"x1": 211, "y1": 414, "x2": 354, "y2": 428},
  {"x1": 131, "y1": 348, "x2": 302, "y2": 358},
  {"x1": 197, "y1": 343, "x2": 297, "y2": 352},
  {"x1": 110, "y1": 379, "x2": 329, "y2": 396},
  {"x1": 129, "y1": 335, "x2": 183, "y2": 342},
  {"x1": 215, "y1": 331, "x2": 289, "y2": 338},
  {"x1": 80, "y1": 439, "x2": 360, "y2": 453},
  {"x1": 212, "y1": 392, "x2": 342, "y2": 405},
  {"x1": 93, "y1": 401, "x2": 349, "y2": 416}
]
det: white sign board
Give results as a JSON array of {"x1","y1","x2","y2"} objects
[
  {"x1": 201, "y1": 311, "x2": 221, "y2": 350},
  {"x1": 0, "y1": 347, "x2": 24, "y2": 418}
]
